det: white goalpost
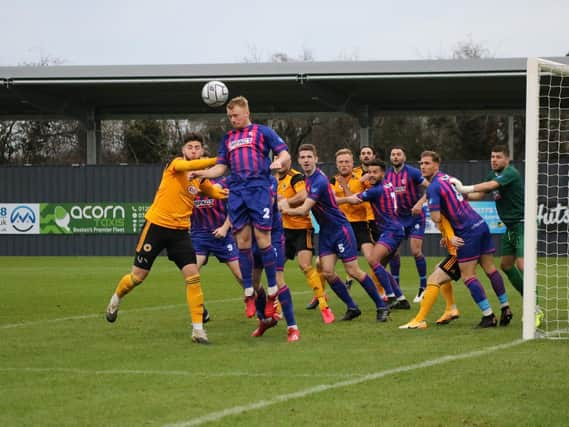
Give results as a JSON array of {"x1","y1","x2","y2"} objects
[{"x1": 523, "y1": 58, "x2": 569, "y2": 340}]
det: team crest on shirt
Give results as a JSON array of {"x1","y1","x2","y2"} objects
[
  {"x1": 401, "y1": 178, "x2": 406, "y2": 185},
  {"x1": 187, "y1": 185, "x2": 199, "y2": 195}
]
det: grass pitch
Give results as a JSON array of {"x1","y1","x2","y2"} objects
[{"x1": 1, "y1": 256, "x2": 568, "y2": 427}]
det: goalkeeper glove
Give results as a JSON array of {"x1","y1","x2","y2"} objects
[{"x1": 449, "y1": 177, "x2": 474, "y2": 194}]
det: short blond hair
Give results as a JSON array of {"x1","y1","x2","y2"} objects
[
  {"x1": 335, "y1": 148, "x2": 353, "y2": 158},
  {"x1": 227, "y1": 96, "x2": 249, "y2": 110}
]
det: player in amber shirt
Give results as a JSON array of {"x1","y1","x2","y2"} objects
[
  {"x1": 276, "y1": 157, "x2": 333, "y2": 324},
  {"x1": 353, "y1": 145, "x2": 377, "y2": 182},
  {"x1": 104, "y1": 133, "x2": 226, "y2": 344}
]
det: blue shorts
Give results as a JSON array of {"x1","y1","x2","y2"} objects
[
  {"x1": 318, "y1": 224, "x2": 359, "y2": 262},
  {"x1": 399, "y1": 214, "x2": 426, "y2": 239},
  {"x1": 228, "y1": 184, "x2": 272, "y2": 232},
  {"x1": 253, "y1": 228, "x2": 285, "y2": 271},
  {"x1": 192, "y1": 231, "x2": 238, "y2": 263},
  {"x1": 457, "y1": 221, "x2": 495, "y2": 263},
  {"x1": 376, "y1": 225, "x2": 405, "y2": 254}
]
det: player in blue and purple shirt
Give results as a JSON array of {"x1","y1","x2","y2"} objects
[
  {"x1": 193, "y1": 96, "x2": 291, "y2": 319},
  {"x1": 191, "y1": 177, "x2": 242, "y2": 288},
  {"x1": 419, "y1": 150, "x2": 512, "y2": 328},
  {"x1": 251, "y1": 175, "x2": 300, "y2": 342},
  {"x1": 343, "y1": 159, "x2": 410, "y2": 309},
  {"x1": 281, "y1": 144, "x2": 389, "y2": 322},
  {"x1": 385, "y1": 146, "x2": 429, "y2": 302}
]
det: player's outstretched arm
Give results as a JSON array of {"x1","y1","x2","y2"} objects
[
  {"x1": 172, "y1": 157, "x2": 217, "y2": 172},
  {"x1": 449, "y1": 177, "x2": 499, "y2": 200},
  {"x1": 191, "y1": 164, "x2": 227, "y2": 179},
  {"x1": 200, "y1": 180, "x2": 229, "y2": 200}
]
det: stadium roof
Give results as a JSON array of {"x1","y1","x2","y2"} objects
[{"x1": 1, "y1": 57, "x2": 568, "y2": 120}]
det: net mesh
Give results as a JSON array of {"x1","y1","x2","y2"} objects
[{"x1": 536, "y1": 62, "x2": 569, "y2": 339}]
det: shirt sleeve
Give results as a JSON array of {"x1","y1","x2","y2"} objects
[
  {"x1": 290, "y1": 173, "x2": 306, "y2": 193},
  {"x1": 171, "y1": 157, "x2": 217, "y2": 172},
  {"x1": 307, "y1": 175, "x2": 324, "y2": 202},
  {"x1": 427, "y1": 181, "x2": 441, "y2": 212},
  {"x1": 357, "y1": 185, "x2": 379, "y2": 202},
  {"x1": 493, "y1": 167, "x2": 516, "y2": 187},
  {"x1": 264, "y1": 126, "x2": 288, "y2": 155},
  {"x1": 411, "y1": 166, "x2": 425, "y2": 185},
  {"x1": 200, "y1": 179, "x2": 227, "y2": 199},
  {"x1": 216, "y1": 134, "x2": 229, "y2": 166}
]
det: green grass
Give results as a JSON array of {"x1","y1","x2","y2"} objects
[{"x1": 1, "y1": 256, "x2": 568, "y2": 427}]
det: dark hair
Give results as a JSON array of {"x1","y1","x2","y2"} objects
[
  {"x1": 390, "y1": 145, "x2": 406, "y2": 155},
  {"x1": 491, "y1": 145, "x2": 510, "y2": 156},
  {"x1": 182, "y1": 132, "x2": 204, "y2": 145},
  {"x1": 360, "y1": 145, "x2": 377, "y2": 155},
  {"x1": 367, "y1": 159, "x2": 386, "y2": 170},
  {"x1": 298, "y1": 143, "x2": 318, "y2": 156},
  {"x1": 420, "y1": 150, "x2": 440, "y2": 163}
]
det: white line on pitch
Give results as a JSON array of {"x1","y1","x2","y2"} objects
[
  {"x1": 163, "y1": 339, "x2": 525, "y2": 427},
  {"x1": 0, "y1": 291, "x2": 312, "y2": 330},
  {"x1": 0, "y1": 366, "x2": 353, "y2": 379}
]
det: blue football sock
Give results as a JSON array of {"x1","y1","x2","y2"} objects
[
  {"x1": 278, "y1": 285, "x2": 296, "y2": 327},
  {"x1": 239, "y1": 248, "x2": 254, "y2": 291},
  {"x1": 358, "y1": 273, "x2": 386, "y2": 309},
  {"x1": 328, "y1": 276, "x2": 358, "y2": 309},
  {"x1": 372, "y1": 263, "x2": 395, "y2": 296},
  {"x1": 389, "y1": 253, "x2": 401, "y2": 285},
  {"x1": 487, "y1": 270, "x2": 508, "y2": 305},
  {"x1": 260, "y1": 245, "x2": 278, "y2": 289},
  {"x1": 465, "y1": 277, "x2": 491, "y2": 313},
  {"x1": 415, "y1": 255, "x2": 427, "y2": 290}
]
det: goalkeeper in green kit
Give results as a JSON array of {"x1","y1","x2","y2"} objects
[{"x1": 450, "y1": 145, "x2": 543, "y2": 326}]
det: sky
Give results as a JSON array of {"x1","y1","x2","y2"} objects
[{"x1": 1, "y1": 0, "x2": 568, "y2": 66}]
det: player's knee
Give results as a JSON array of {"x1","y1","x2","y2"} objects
[
  {"x1": 320, "y1": 269, "x2": 335, "y2": 281},
  {"x1": 298, "y1": 261, "x2": 312, "y2": 272},
  {"x1": 345, "y1": 265, "x2": 364, "y2": 282},
  {"x1": 131, "y1": 267, "x2": 148, "y2": 283}
]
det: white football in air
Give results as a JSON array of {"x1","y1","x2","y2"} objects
[{"x1": 201, "y1": 81, "x2": 229, "y2": 108}]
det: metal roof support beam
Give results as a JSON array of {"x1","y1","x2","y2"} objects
[
  {"x1": 508, "y1": 115, "x2": 515, "y2": 160},
  {"x1": 79, "y1": 108, "x2": 100, "y2": 165},
  {"x1": 356, "y1": 105, "x2": 371, "y2": 148}
]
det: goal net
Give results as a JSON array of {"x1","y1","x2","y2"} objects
[{"x1": 524, "y1": 58, "x2": 569, "y2": 340}]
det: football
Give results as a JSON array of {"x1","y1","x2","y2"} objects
[{"x1": 201, "y1": 80, "x2": 229, "y2": 108}]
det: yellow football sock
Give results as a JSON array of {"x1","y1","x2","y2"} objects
[
  {"x1": 185, "y1": 274, "x2": 204, "y2": 325},
  {"x1": 439, "y1": 281, "x2": 455, "y2": 311},
  {"x1": 305, "y1": 267, "x2": 328, "y2": 309},
  {"x1": 114, "y1": 273, "x2": 143, "y2": 298},
  {"x1": 414, "y1": 283, "x2": 440, "y2": 322},
  {"x1": 371, "y1": 271, "x2": 385, "y2": 296}
]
